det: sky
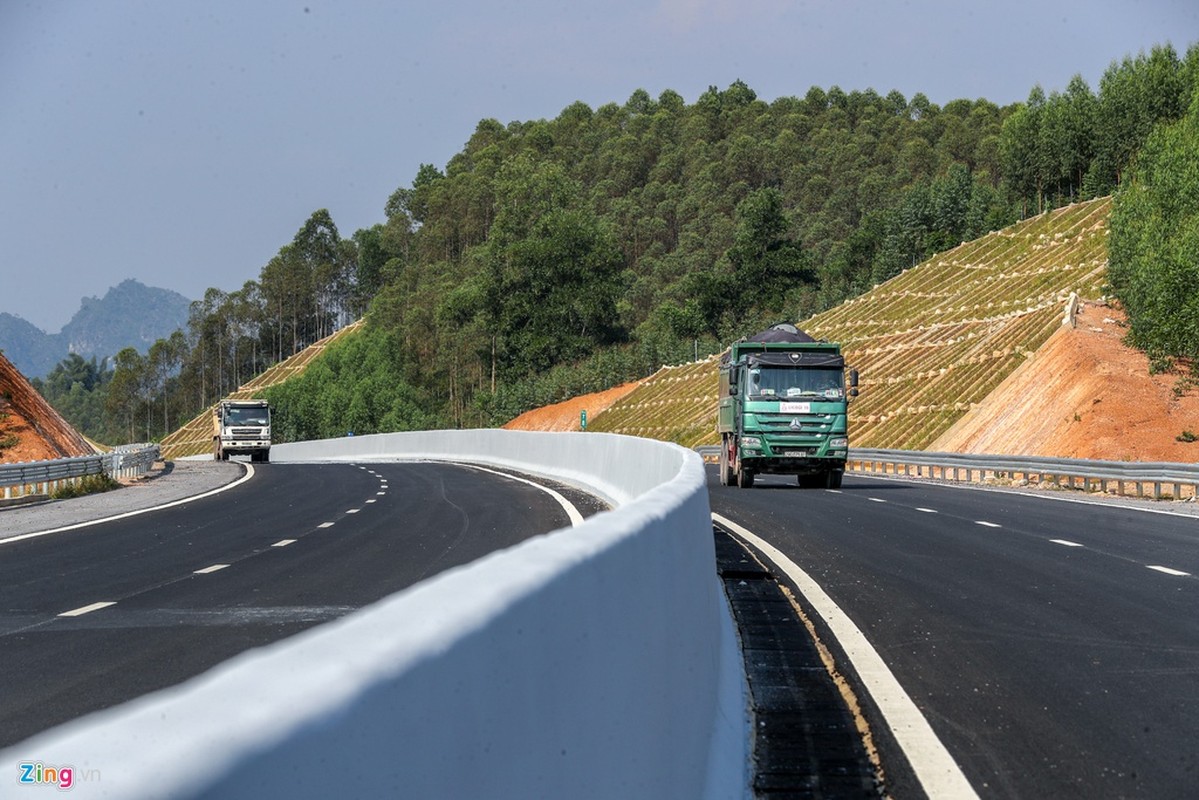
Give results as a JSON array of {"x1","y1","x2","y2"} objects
[{"x1": 1, "y1": 0, "x2": 1196, "y2": 332}]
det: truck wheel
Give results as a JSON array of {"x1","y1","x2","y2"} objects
[
  {"x1": 719, "y1": 440, "x2": 735, "y2": 486},
  {"x1": 827, "y1": 470, "x2": 844, "y2": 489},
  {"x1": 737, "y1": 465, "x2": 755, "y2": 488}
]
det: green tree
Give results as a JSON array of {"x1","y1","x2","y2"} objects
[
  {"x1": 106, "y1": 347, "x2": 148, "y2": 443},
  {"x1": 1108, "y1": 91, "x2": 1199, "y2": 360}
]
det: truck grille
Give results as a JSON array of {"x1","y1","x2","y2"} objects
[
  {"x1": 761, "y1": 419, "x2": 829, "y2": 432},
  {"x1": 232, "y1": 428, "x2": 262, "y2": 436}
]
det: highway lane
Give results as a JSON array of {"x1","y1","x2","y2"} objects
[
  {"x1": 0, "y1": 462, "x2": 579, "y2": 747},
  {"x1": 710, "y1": 468, "x2": 1199, "y2": 799}
]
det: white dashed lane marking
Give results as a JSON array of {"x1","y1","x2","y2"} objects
[
  {"x1": 59, "y1": 601, "x2": 116, "y2": 618},
  {"x1": 346, "y1": 509, "x2": 360, "y2": 514},
  {"x1": 1148, "y1": 565, "x2": 1190, "y2": 577},
  {"x1": 916, "y1": 507, "x2": 938, "y2": 514},
  {"x1": 976, "y1": 521, "x2": 1002, "y2": 528},
  {"x1": 1051, "y1": 539, "x2": 1085, "y2": 548},
  {"x1": 194, "y1": 564, "x2": 229, "y2": 575},
  {"x1": 272, "y1": 539, "x2": 296, "y2": 547},
  {"x1": 868, "y1": 497, "x2": 887, "y2": 503},
  {"x1": 318, "y1": 522, "x2": 335, "y2": 528}
]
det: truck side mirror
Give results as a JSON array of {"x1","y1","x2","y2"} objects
[
  {"x1": 848, "y1": 368, "x2": 859, "y2": 398},
  {"x1": 728, "y1": 381, "x2": 737, "y2": 396}
]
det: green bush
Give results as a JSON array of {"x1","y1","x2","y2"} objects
[{"x1": 51, "y1": 473, "x2": 120, "y2": 499}]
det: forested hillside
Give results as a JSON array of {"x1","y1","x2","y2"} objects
[{"x1": 33, "y1": 42, "x2": 1199, "y2": 445}]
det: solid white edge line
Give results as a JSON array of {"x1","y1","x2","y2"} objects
[
  {"x1": 712, "y1": 511, "x2": 980, "y2": 800},
  {"x1": 2, "y1": 463, "x2": 256, "y2": 546},
  {"x1": 1147, "y1": 565, "x2": 1190, "y2": 577},
  {"x1": 1050, "y1": 539, "x2": 1085, "y2": 548},
  {"x1": 457, "y1": 463, "x2": 584, "y2": 527},
  {"x1": 194, "y1": 564, "x2": 229, "y2": 574},
  {"x1": 58, "y1": 601, "x2": 116, "y2": 617}
]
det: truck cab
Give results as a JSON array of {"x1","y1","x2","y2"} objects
[{"x1": 213, "y1": 400, "x2": 271, "y2": 463}]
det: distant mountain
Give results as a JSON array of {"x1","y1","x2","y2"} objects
[
  {"x1": 0, "y1": 314, "x2": 63, "y2": 380},
  {"x1": 0, "y1": 279, "x2": 192, "y2": 378}
]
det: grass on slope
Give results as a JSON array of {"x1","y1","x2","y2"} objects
[
  {"x1": 589, "y1": 197, "x2": 1112, "y2": 450},
  {"x1": 159, "y1": 320, "x2": 364, "y2": 460}
]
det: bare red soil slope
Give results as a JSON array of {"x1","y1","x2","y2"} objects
[
  {"x1": 502, "y1": 381, "x2": 643, "y2": 432},
  {"x1": 0, "y1": 351, "x2": 94, "y2": 463},
  {"x1": 931, "y1": 302, "x2": 1199, "y2": 462}
]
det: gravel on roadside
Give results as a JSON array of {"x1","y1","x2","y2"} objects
[{"x1": 0, "y1": 460, "x2": 247, "y2": 541}]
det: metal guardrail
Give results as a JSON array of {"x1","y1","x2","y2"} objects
[
  {"x1": 695, "y1": 445, "x2": 1199, "y2": 500},
  {"x1": 847, "y1": 448, "x2": 1199, "y2": 500},
  {"x1": 0, "y1": 444, "x2": 161, "y2": 501}
]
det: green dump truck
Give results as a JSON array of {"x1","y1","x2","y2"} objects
[{"x1": 718, "y1": 324, "x2": 858, "y2": 488}]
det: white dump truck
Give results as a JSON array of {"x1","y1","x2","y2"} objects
[{"x1": 213, "y1": 399, "x2": 271, "y2": 462}]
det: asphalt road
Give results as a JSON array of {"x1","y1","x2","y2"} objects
[
  {"x1": 710, "y1": 468, "x2": 1199, "y2": 799},
  {"x1": 0, "y1": 462, "x2": 578, "y2": 747}
]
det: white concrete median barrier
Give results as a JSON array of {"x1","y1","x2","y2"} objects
[{"x1": 3, "y1": 430, "x2": 748, "y2": 799}]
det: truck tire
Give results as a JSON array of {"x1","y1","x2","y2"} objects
[
  {"x1": 827, "y1": 470, "x2": 844, "y2": 489},
  {"x1": 719, "y1": 439, "x2": 736, "y2": 486},
  {"x1": 736, "y1": 464, "x2": 755, "y2": 488}
]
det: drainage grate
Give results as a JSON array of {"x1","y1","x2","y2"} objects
[{"x1": 714, "y1": 525, "x2": 883, "y2": 799}]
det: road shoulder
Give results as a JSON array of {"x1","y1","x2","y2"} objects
[{"x1": 0, "y1": 460, "x2": 246, "y2": 541}]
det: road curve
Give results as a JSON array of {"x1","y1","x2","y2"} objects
[
  {"x1": 0, "y1": 461, "x2": 581, "y2": 747},
  {"x1": 711, "y1": 468, "x2": 1199, "y2": 800}
]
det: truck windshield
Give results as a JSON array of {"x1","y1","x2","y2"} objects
[
  {"x1": 226, "y1": 407, "x2": 270, "y2": 426},
  {"x1": 747, "y1": 366, "x2": 843, "y2": 400}
]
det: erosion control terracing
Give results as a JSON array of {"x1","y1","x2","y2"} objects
[
  {"x1": 590, "y1": 197, "x2": 1112, "y2": 451},
  {"x1": 160, "y1": 320, "x2": 363, "y2": 460}
]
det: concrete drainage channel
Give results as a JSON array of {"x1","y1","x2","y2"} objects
[{"x1": 713, "y1": 524, "x2": 883, "y2": 798}]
